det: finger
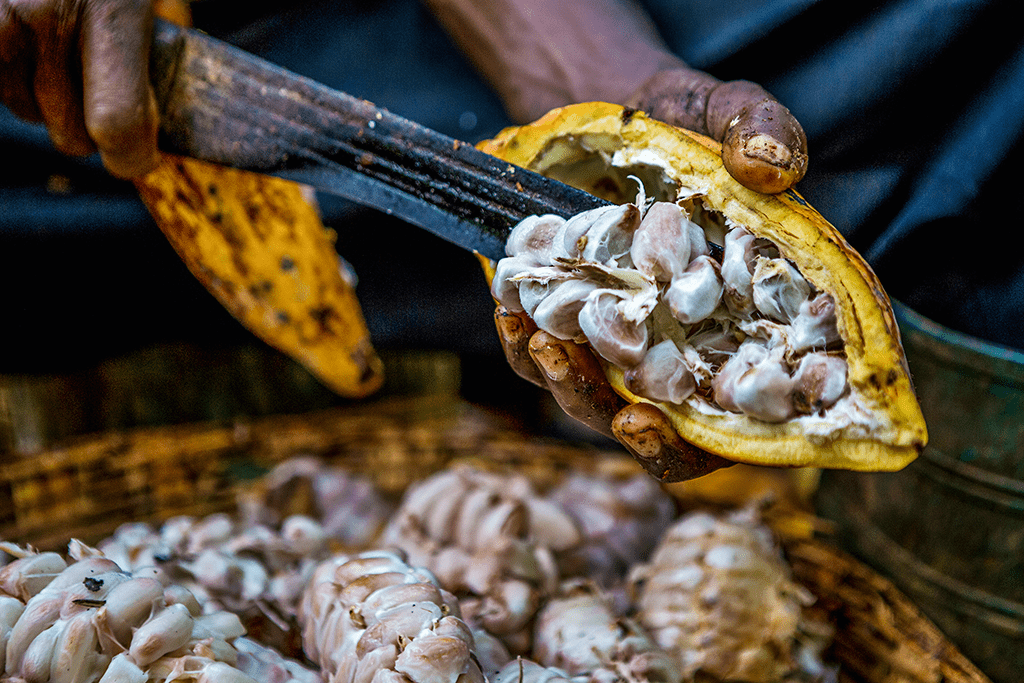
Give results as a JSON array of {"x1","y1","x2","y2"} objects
[
  {"x1": 624, "y1": 67, "x2": 719, "y2": 133},
  {"x1": 495, "y1": 305, "x2": 546, "y2": 388},
  {"x1": 706, "y1": 80, "x2": 807, "y2": 194},
  {"x1": 81, "y1": 0, "x2": 160, "y2": 178},
  {"x1": 0, "y1": 1, "x2": 42, "y2": 120},
  {"x1": 627, "y1": 70, "x2": 807, "y2": 195},
  {"x1": 528, "y1": 331, "x2": 626, "y2": 438},
  {"x1": 612, "y1": 402, "x2": 733, "y2": 482},
  {"x1": 27, "y1": 2, "x2": 95, "y2": 156}
]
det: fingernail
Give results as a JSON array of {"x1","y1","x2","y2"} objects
[
  {"x1": 495, "y1": 309, "x2": 531, "y2": 346},
  {"x1": 740, "y1": 133, "x2": 792, "y2": 168},
  {"x1": 529, "y1": 337, "x2": 571, "y2": 382}
]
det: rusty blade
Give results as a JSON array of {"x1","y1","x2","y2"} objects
[{"x1": 149, "y1": 19, "x2": 610, "y2": 261}]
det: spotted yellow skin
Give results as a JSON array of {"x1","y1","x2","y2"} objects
[
  {"x1": 479, "y1": 102, "x2": 926, "y2": 471},
  {"x1": 136, "y1": 154, "x2": 383, "y2": 398}
]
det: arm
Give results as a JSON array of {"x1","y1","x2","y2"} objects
[
  {"x1": 422, "y1": 0, "x2": 683, "y2": 123},
  {"x1": 423, "y1": 0, "x2": 807, "y2": 194}
]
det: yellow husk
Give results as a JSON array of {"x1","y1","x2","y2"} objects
[
  {"x1": 478, "y1": 102, "x2": 926, "y2": 471},
  {"x1": 135, "y1": 154, "x2": 383, "y2": 398}
]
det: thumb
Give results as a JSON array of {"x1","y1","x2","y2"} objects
[
  {"x1": 627, "y1": 69, "x2": 807, "y2": 194},
  {"x1": 706, "y1": 80, "x2": 807, "y2": 195}
]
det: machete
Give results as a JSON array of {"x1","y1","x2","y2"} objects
[{"x1": 149, "y1": 19, "x2": 612, "y2": 262}]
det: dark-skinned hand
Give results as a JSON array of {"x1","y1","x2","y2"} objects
[
  {"x1": 626, "y1": 69, "x2": 808, "y2": 195},
  {"x1": 425, "y1": 0, "x2": 806, "y2": 478},
  {"x1": 0, "y1": 0, "x2": 159, "y2": 178},
  {"x1": 482, "y1": 41, "x2": 809, "y2": 482},
  {"x1": 494, "y1": 305, "x2": 735, "y2": 483}
]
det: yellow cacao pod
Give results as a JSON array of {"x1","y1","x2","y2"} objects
[
  {"x1": 135, "y1": 155, "x2": 383, "y2": 398},
  {"x1": 479, "y1": 102, "x2": 926, "y2": 472}
]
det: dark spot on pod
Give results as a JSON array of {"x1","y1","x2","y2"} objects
[
  {"x1": 621, "y1": 107, "x2": 638, "y2": 124},
  {"x1": 310, "y1": 306, "x2": 334, "y2": 331},
  {"x1": 281, "y1": 256, "x2": 296, "y2": 271},
  {"x1": 249, "y1": 281, "x2": 273, "y2": 298},
  {"x1": 84, "y1": 577, "x2": 104, "y2": 592},
  {"x1": 358, "y1": 359, "x2": 377, "y2": 384},
  {"x1": 783, "y1": 189, "x2": 809, "y2": 207}
]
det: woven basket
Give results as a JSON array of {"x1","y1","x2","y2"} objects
[{"x1": 0, "y1": 397, "x2": 990, "y2": 683}]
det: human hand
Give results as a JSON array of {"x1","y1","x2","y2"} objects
[
  {"x1": 0, "y1": 0, "x2": 159, "y2": 178},
  {"x1": 495, "y1": 305, "x2": 732, "y2": 482},
  {"x1": 627, "y1": 69, "x2": 807, "y2": 195}
]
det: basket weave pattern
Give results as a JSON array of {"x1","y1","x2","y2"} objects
[{"x1": 0, "y1": 398, "x2": 991, "y2": 683}]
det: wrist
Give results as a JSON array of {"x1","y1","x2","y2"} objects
[{"x1": 425, "y1": 0, "x2": 684, "y2": 123}]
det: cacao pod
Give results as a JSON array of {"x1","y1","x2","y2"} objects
[{"x1": 480, "y1": 102, "x2": 926, "y2": 472}]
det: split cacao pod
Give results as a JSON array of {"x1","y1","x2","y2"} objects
[{"x1": 479, "y1": 102, "x2": 926, "y2": 472}]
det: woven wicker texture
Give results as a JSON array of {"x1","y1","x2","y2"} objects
[{"x1": 0, "y1": 398, "x2": 991, "y2": 683}]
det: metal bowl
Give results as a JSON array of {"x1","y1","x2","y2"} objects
[{"x1": 817, "y1": 301, "x2": 1024, "y2": 683}]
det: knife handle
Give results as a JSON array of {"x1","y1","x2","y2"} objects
[{"x1": 148, "y1": 19, "x2": 611, "y2": 260}]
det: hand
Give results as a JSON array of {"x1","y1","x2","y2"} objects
[
  {"x1": 495, "y1": 306, "x2": 733, "y2": 482},
  {"x1": 627, "y1": 69, "x2": 807, "y2": 194},
  {"x1": 0, "y1": 0, "x2": 160, "y2": 178}
]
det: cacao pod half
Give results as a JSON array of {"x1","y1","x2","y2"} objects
[
  {"x1": 136, "y1": 156, "x2": 383, "y2": 399},
  {"x1": 480, "y1": 102, "x2": 926, "y2": 472}
]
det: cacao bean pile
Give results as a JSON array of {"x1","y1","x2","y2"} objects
[
  {"x1": 0, "y1": 456, "x2": 836, "y2": 683},
  {"x1": 492, "y1": 190, "x2": 849, "y2": 426}
]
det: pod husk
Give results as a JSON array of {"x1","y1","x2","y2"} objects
[
  {"x1": 135, "y1": 155, "x2": 383, "y2": 399},
  {"x1": 478, "y1": 102, "x2": 926, "y2": 471}
]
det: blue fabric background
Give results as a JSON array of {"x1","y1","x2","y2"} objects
[{"x1": 1, "y1": 0, "x2": 1021, "y2": 371}]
